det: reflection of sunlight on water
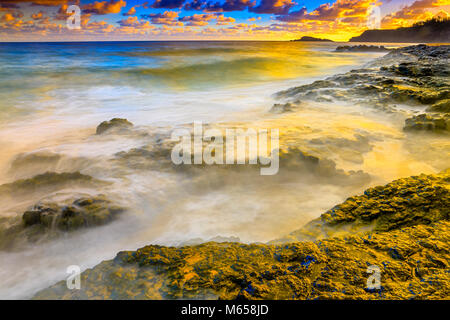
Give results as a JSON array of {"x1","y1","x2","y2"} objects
[
  {"x1": 363, "y1": 140, "x2": 437, "y2": 181},
  {"x1": 0, "y1": 41, "x2": 382, "y2": 125}
]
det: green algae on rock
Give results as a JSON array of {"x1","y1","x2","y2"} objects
[
  {"x1": 32, "y1": 170, "x2": 450, "y2": 300},
  {"x1": 0, "y1": 196, "x2": 125, "y2": 250},
  {"x1": 32, "y1": 221, "x2": 450, "y2": 300}
]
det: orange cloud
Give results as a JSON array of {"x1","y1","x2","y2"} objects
[
  {"x1": 216, "y1": 14, "x2": 235, "y2": 25},
  {"x1": 117, "y1": 16, "x2": 155, "y2": 30},
  {"x1": 123, "y1": 6, "x2": 136, "y2": 16},
  {"x1": 31, "y1": 11, "x2": 45, "y2": 20},
  {"x1": 54, "y1": 4, "x2": 92, "y2": 27},
  {"x1": 179, "y1": 13, "x2": 216, "y2": 26},
  {"x1": 382, "y1": 0, "x2": 450, "y2": 28},
  {"x1": 250, "y1": 0, "x2": 295, "y2": 14},
  {"x1": 1, "y1": 13, "x2": 16, "y2": 23},
  {"x1": 277, "y1": 0, "x2": 379, "y2": 22},
  {"x1": 141, "y1": 11, "x2": 184, "y2": 26},
  {"x1": 82, "y1": 0, "x2": 126, "y2": 15}
]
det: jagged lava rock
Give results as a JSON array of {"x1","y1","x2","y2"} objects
[{"x1": 32, "y1": 170, "x2": 450, "y2": 300}]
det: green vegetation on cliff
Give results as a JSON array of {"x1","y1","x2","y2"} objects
[{"x1": 350, "y1": 18, "x2": 450, "y2": 43}]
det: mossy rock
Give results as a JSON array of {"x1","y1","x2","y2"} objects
[
  {"x1": 33, "y1": 220, "x2": 450, "y2": 300},
  {"x1": 22, "y1": 196, "x2": 125, "y2": 231},
  {"x1": 404, "y1": 114, "x2": 450, "y2": 132},
  {"x1": 427, "y1": 99, "x2": 450, "y2": 113},
  {"x1": 0, "y1": 196, "x2": 126, "y2": 250},
  {"x1": 96, "y1": 118, "x2": 133, "y2": 135},
  {"x1": 284, "y1": 170, "x2": 450, "y2": 242},
  {"x1": 269, "y1": 103, "x2": 295, "y2": 114}
]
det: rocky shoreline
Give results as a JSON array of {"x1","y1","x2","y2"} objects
[
  {"x1": 277, "y1": 44, "x2": 450, "y2": 132},
  {"x1": 334, "y1": 45, "x2": 390, "y2": 52},
  {"x1": 33, "y1": 170, "x2": 450, "y2": 300},
  {"x1": 31, "y1": 45, "x2": 450, "y2": 300}
]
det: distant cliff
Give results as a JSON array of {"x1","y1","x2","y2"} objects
[
  {"x1": 292, "y1": 36, "x2": 334, "y2": 42},
  {"x1": 350, "y1": 18, "x2": 450, "y2": 43}
]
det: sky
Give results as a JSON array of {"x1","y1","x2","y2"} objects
[{"x1": 0, "y1": 0, "x2": 448, "y2": 41}]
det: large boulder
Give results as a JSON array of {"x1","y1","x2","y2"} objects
[
  {"x1": 96, "y1": 118, "x2": 133, "y2": 135},
  {"x1": 22, "y1": 196, "x2": 124, "y2": 231},
  {"x1": 0, "y1": 196, "x2": 125, "y2": 250}
]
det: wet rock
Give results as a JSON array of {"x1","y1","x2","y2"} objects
[
  {"x1": 281, "y1": 170, "x2": 450, "y2": 242},
  {"x1": 24, "y1": 196, "x2": 124, "y2": 231},
  {"x1": 276, "y1": 45, "x2": 450, "y2": 117},
  {"x1": 335, "y1": 45, "x2": 390, "y2": 52},
  {"x1": 269, "y1": 103, "x2": 295, "y2": 114},
  {"x1": 22, "y1": 210, "x2": 41, "y2": 226},
  {"x1": 388, "y1": 44, "x2": 450, "y2": 60},
  {"x1": 96, "y1": 118, "x2": 133, "y2": 135},
  {"x1": 0, "y1": 172, "x2": 105, "y2": 200},
  {"x1": 33, "y1": 214, "x2": 450, "y2": 300},
  {"x1": 387, "y1": 62, "x2": 441, "y2": 77},
  {"x1": 33, "y1": 170, "x2": 450, "y2": 300},
  {"x1": 8, "y1": 152, "x2": 92, "y2": 181},
  {"x1": 278, "y1": 147, "x2": 370, "y2": 186},
  {"x1": 426, "y1": 99, "x2": 450, "y2": 113},
  {"x1": 404, "y1": 114, "x2": 450, "y2": 132},
  {"x1": 9, "y1": 152, "x2": 61, "y2": 171},
  {"x1": 114, "y1": 142, "x2": 175, "y2": 171},
  {"x1": 0, "y1": 196, "x2": 126, "y2": 250},
  {"x1": 180, "y1": 236, "x2": 241, "y2": 246}
]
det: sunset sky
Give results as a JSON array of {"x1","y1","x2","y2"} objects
[{"x1": 0, "y1": 0, "x2": 448, "y2": 41}]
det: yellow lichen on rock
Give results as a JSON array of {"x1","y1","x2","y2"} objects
[{"x1": 33, "y1": 171, "x2": 450, "y2": 300}]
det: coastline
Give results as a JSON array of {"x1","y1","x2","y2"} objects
[
  {"x1": 32, "y1": 171, "x2": 450, "y2": 300},
  {"x1": 30, "y1": 44, "x2": 450, "y2": 300}
]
